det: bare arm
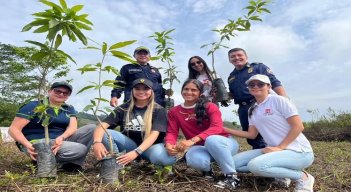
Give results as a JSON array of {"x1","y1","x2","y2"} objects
[
  {"x1": 224, "y1": 126, "x2": 259, "y2": 139},
  {"x1": 93, "y1": 122, "x2": 110, "y2": 160},
  {"x1": 8, "y1": 117, "x2": 37, "y2": 160},
  {"x1": 273, "y1": 86, "x2": 287, "y2": 97}
]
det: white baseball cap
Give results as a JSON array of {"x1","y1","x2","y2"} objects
[{"x1": 245, "y1": 74, "x2": 271, "y2": 85}]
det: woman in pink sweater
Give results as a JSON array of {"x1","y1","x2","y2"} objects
[{"x1": 164, "y1": 79, "x2": 240, "y2": 190}]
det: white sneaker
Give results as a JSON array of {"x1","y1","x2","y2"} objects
[
  {"x1": 295, "y1": 173, "x2": 314, "y2": 192},
  {"x1": 272, "y1": 178, "x2": 291, "y2": 188}
]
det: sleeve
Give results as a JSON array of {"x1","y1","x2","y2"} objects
[
  {"x1": 16, "y1": 101, "x2": 37, "y2": 120},
  {"x1": 111, "y1": 65, "x2": 128, "y2": 98},
  {"x1": 275, "y1": 96, "x2": 299, "y2": 119},
  {"x1": 164, "y1": 108, "x2": 180, "y2": 145},
  {"x1": 151, "y1": 107, "x2": 168, "y2": 133},
  {"x1": 66, "y1": 105, "x2": 78, "y2": 117},
  {"x1": 102, "y1": 107, "x2": 124, "y2": 128},
  {"x1": 259, "y1": 63, "x2": 282, "y2": 89},
  {"x1": 197, "y1": 103, "x2": 224, "y2": 140}
]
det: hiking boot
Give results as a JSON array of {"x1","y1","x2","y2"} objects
[
  {"x1": 214, "y1": 173, "x2": 240, "y2": 190},
  {"x1": 295, "y1": 172, "x2": 314, "y2": 192},
  {"x1": 272, "y1": 177, "x2": 291, "y2": 188}
]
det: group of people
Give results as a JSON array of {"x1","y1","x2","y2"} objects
[{"x1": 8, "y1": 46, "x2": 314, "y2": 191}]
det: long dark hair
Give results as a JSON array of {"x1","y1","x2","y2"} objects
[
  {"x1": 187, "y1": 56, "x2": 213, "y2": 81},
  {"x1": 181, "y1": 79, "x2": 209, "y2": 125}
]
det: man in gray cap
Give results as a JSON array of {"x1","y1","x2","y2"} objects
[{"x1": 110, "y1": 46, "x2": 166, "y2": 107}]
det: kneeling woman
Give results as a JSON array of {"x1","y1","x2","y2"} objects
[
  {"x1": 165, "y1": 79, "x2": 240, "y2": 190},
  {"x1": 93, "y1": 78, "x2": 174, "y2": 166},
  {"x1": 225, "y1": 74, "x2": 314, "y2": 192}
]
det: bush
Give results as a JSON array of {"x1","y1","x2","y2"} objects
[{"x1": 304, "y1": 108, "x2": 351, "y2": 141}]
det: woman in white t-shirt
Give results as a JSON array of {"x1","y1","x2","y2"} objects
[
  {"x1": 187, "y1": 56, "x2": 217, "y2": 103},
  {"x1": 225, "y1": 74, "x2": 315, "y2": 192}
]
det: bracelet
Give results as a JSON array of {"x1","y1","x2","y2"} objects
[
  {"x1": 93, "y1": 141, "x2": 102, "y2": 145},
  {"x1": 134, "y1": 147, "x2": 143, "y2": 155}
]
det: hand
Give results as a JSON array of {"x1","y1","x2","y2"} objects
[
  {"x1": 93, "y1": 143, "x2": 108, "y2": 160},
  {"x1": 116, "y1": 151, "x2": 138, "y2": 165},
  {"x1": 110, "y1": 97, "x2": 118, "y2": 107},
  {"x1": 262, "y1": 146, "x2": 283, "y2": 154},
  {"x1": 165, "y1": 143, "x2": 178, "y2": 156},
  {"x1": 51, "y1": 136, "x2": 64, "y2": 155},
  {"x1": 176, "y1": 139, "x2": 194, "y2": 152},
  {"x1": 26, "y1": 144, "x2": 38, "y2": 160},
  {"x1": 165, "y1": 89, "x2": 173, "y2": 97}
]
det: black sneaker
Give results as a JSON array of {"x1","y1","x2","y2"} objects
[
  {"x1": 202, "y1": 168, "x2": 214, "y2": 180},
  {"x1": 214, "y1": 173, "x2": 240, "y2": 190}
]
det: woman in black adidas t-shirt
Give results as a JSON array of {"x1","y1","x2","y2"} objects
[{"x1": 93, "y1": 78, "x2": 175, "y2": 166}]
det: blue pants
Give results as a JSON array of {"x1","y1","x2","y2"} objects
[
  {"x1": 102, "y1": 130, "x2": 176, "y2": 166},
  {"x1": 238, "y1": 104, "x2": 266, "y2": 149},
  {"x1": 233, "y1": 149, "x2": 314, "y2": 180},
  {"x1": 185, "y1": 135, "x2": 239, "y2": 174}
]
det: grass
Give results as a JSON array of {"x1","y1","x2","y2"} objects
[{"x1": 0, "y1": 138, "x2": 350, "y2": 192}]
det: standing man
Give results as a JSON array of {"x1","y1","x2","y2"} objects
[
  {"x1": 227, "y1": 48, "x2": 287, "y2": 149},
  {"x1": 110, "y1": 46, "x2": 165, "y2": 107}
]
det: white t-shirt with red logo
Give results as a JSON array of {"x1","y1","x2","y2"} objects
[{"x1": 249, "y1": 94, "x2": 312, "y2": 152}]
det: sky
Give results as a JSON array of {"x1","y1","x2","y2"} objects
[{"x1": 1, "y1": 0, "x2": 351, "y2": 123}]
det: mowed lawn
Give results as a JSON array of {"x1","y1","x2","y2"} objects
[{"x1": 0, "y1": 138, "x2": 350, "y2": 192}]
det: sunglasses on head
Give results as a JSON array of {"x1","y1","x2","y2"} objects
[
  {"x1": 247, "y1": 82, "x2": 266, "y2": 88},
  {"x1": 190, "y1": 61, "x2": 202, "y2": 66},
  {"x1": 53, "y1": 88, "x2": 71, "y2": 96}
]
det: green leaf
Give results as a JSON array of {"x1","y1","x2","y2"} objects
[
  {"x1": 56, "y1": 49, "x2": 76, "y2": 64},
  {"x1": 70, "y1": 26, "x2": 88, "y2": 45},
  {"x1": 25, "y1": 40, "x2": 49, "y2": 50},
  {"x1": 109, "y1": 50, "x2": 131, "y2": 58},
  {"x1": 48, "y1": 19, "x2": 60, "y2": 28},
  {"x1": 95, "y1": 98, "x2": 110, "y2": 103},
  {"x1": 74, "y1": 22, "x2": 92, "y2": 30},
  {"x1": 54, "y1": 34, "x2": 62, "y2": 49},
  {"x1": 71, "y1": 5, "x2": 84, "y2": 12},
  {"x1": 259, "y1": 8, "x2": 271, "y2": 14},
  {"x1": 21, "y1": 19, "x2": 49, "y2": 32},
  {"x1": 31, "y1": 51, "x2": 48, "y2": 61},
  {"x1": 39, "y1": 0, "x2": 63, "y2": 12},
  {"x1": 102, "y1": 42, "x2": 107, "y2": 55},
  {"x1": 33, "y1": 25, "x2": 49, "y2": 33},
  {"x1": 77, "y1": 85, "x2": 96, "y2": 94},
  {"x1": 83, "y1": 46, "x2": 100, "y2": 50},
  {"x1": 83, "y1": 104, "x2": 95, "y2": 112},
  {"x1": 109, "y1": 40, "x2": 137, "y2": 50},
  {"x1": 59, "y1": 0, "x2": 67, "y2": 9}
]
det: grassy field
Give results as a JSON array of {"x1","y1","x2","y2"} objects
[{"x1": 0, "y1": 137, "x2": 350, "y2": 192}]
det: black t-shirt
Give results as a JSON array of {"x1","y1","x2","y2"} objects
[{"x1": 103, "y1": 102, "x2": 167, "y2": 146}]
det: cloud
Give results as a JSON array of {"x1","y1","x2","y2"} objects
[{"x1": 186, "y1": 0, "x2": 228, "y2": 13}]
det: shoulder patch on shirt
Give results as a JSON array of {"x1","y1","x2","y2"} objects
[
  {"x1": 228, "y1": 76, "x2": 235, "y2": 82},
  {"x1": 267, "y1": 68, "x2": 273, "y2": 74},
  {"x1": 248, "y1": 67, "x2": 253, "y2": 73}
]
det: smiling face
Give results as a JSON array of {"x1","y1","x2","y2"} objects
[
  {"x1": 132, "y1": 84, "x2": 152, "y2": 101},
  {"x1": 189, "y1": 57, "x2": 204, "y2": 73},
  {"x1": 247, "y1": 80, "x2": 271, "y2": 98},
  {"x1": 228, "y1": 50, "x2": 248, "y2": 70},
  {"x1": 134, "y1": 50, "x2": 150, "y2": 65},
  {"x1": 48, "y1": 86, "x2": 71, "y2": 104},
  {"x1": 181, "y1": 82, "x2": 201, "y2": 106}
]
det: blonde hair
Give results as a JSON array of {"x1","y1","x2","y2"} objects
[{"x1": 125, "y1": 89, "x2": 156, "y2": 140}]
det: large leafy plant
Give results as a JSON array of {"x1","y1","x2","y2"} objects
[{"x1": 77, "y1": 40, "x2": 137, "y2": 154}]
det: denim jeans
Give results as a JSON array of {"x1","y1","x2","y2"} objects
[
  {"x1": 186, "y1": 135, "x2": 239, "y2": 174},
  {"x1": 102, "y1": 130, "x2": 176, "y2": 166},
  {"x1": 233, "y1": 149, "x2": 314, "y2": 180}
]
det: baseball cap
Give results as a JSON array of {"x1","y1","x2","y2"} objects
[
  {"x1": 134, "y1": 46, "x2": 150, "y2": 55},
  {"x1": 245, "y1": 74, "x2": 271, "y2": 85},
  {"x1": 132, "y1": 78, "x2": 153, "y2": 89},
  {"x1": 51, "y1": 81, "x2": 73, "y2": 92}
]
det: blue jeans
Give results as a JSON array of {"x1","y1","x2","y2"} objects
[
  {"x1": 233, "y1": 149, "x2": 314, "y2": 180},
  {"x1": 102, "y1": 130, "x2": 176, "y2": 166},
  {"x1": 186, "y1": 135, "x2": 239, "y2": 174}
]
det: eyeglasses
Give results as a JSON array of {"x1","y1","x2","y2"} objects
[
  {"x1": 190, "y1": 61, "x2": 202, "y2": 66},
  {"x1": 247, "y1": 82, "x2": 266, "y2": 88},
  {"x1": 53, "y1": 88, "x2": 71, "y2": 96}
]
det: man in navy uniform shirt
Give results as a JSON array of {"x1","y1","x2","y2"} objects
[
  {"x1": 110, "y1": 46, "x2": 165, "y2": 107},
  {"x1": 227, "y1": 48, "x2": 287, "y2": 149}
]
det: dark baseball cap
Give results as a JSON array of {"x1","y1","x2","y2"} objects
[
  {"x1": 132, "y1": 78, "x2": 153, "y2": 89},
  {"x1": 134, "y1": 46, "x2": 150, "y2": 55},
  {"x1": 51, "y1": 81, "x2": 73, "y2": 92}
]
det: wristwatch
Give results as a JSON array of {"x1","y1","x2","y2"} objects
[{"x1": 134, "y1": 147, "x2": 143, "y2": 155}]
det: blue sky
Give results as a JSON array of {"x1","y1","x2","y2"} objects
[{"x1": 1, "y1": 0, "x2": 350, "y2": 122}]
